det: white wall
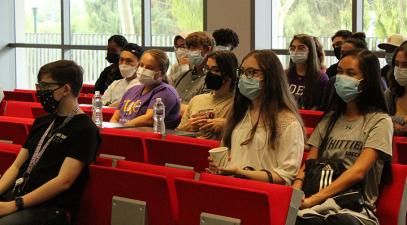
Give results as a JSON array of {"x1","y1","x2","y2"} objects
[
  {"x1": 206, "y1": 0, "x2": 254, "y2": 62},
  {"x1": 0, "y1": 0, "x2": 16, "y2": 90}
]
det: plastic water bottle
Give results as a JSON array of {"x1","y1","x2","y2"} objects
[
  {"x1": 92, "y1": 91, "x2": 103, "y2": 128},
  {"x1": 153, "y1": 98, "x2": 165, "y2": 137}
]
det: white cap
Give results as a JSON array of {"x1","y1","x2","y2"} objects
[{"x1": 378, "y1": 34, "x2": 407, "y2": 50}]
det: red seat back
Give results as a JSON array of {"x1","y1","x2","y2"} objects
[
  {"x1": 0, "y1": 118, "x2": 30, "y2": 144},
  {"x1": 99, "y1": 129, "x2": 146, "y2": 162},
  {"x1": 78, "y1": 94, "x2": 94, "y2": 104},
  {"x1": 299, "y1": 109, "x2": 324, "y2": 128},
  {"x1": 3, "y1": 101, "x2": 42, "y2": 118},
  {"x1": 145, "y1": 138, "x2": 213, "y2": 172},
  {"x1": 175, "y1": 178, "x2": 272, "y2": 225},
  {"x1": 75, "y1": 165, "x2": 176, "y2": 225},
  {"x1": 81, "y1": 84, "x2": 95, "y2": 94},
  {"x1": 376, "y1": 163, "x2": 407, "y2": 225},
  {"x1": 4, "y1": 90, "x2": 36, "y2": 102},
  {"x1": 0, "y1": 143, "x2": 21, "y2": 175},
  {"x1": 394, "y1": 136, "x2": 407, "y2": 164},
  {"x1": 199, "y1": 173, "x2": 298, "y2": 225}
]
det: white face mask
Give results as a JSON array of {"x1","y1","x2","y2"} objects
[
  {"x1": 119, "y1": 64, "x2": 137, "y2": 78},
  {"x1": 137, "y1": 67, "x2": 160, "y2": 86},
  {"x1": 395, "y1": 66, "x2": 407, "y2": 86},
  {"x1": 213, "y1": 45, "x2": 232, "y2": 51},
  {"x1": 175, "y1": 48, "x2": 189, "y2": 61},
  {"x1": 290, "y1": 51, "x2": 309, "y2": 64}
]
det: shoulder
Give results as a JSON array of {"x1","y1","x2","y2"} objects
[
  {"x1": 70, "y1": 114, "x2": 99, "y2": 133},
  {"x1": 277, "y1": 110, "x2": 302, "y2": 135},
  {"x1": 364, "y1": 112, "x2": 391, "y2": 126},
  {"x1": 156, "y1": 83, "x2": 179, "y2": 97}
]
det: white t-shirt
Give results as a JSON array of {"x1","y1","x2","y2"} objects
[
  {"x1": 102, "y1": 78, "x2": 140, "y2": 106},
  {"x1": 228, "y1": 110, "x2": 304, "y2": 185}
]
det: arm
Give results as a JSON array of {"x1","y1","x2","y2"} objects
[
  {"x1": 0, "y1": 149, "x2": 29, "y2": 196},
  {"x1": 102, "y1": 81, "x2": 115, "y2": 106},
  {"x1": 302, "y1": 148, "x2": 379, "y2": 208},
  {"x1": 110, "y1": 110, "x2": 121, "y2": 123},
  {"x1": 125, "y1": 109, "x2": 154, "y2": 127},
  {"x1": 292, "y1": 147, "x2": 319, "y2": 189},
  {"x1": 0, "y1": 157, "x2": 85, "y2": 216}
]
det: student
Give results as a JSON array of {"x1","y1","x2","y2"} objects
[
  {"x1": 293, "y1": 49, "x2": 392, "y2": 225},
  {"x1": 0, "y1": 60, "x2": 100, "y2": 225},
  {"x1": 326, "y1": 30, "x2": 352, "y2": 78},
  {"x1": 95, "y1": 35, "x2": 128, "y2": 94},
  {"x1": 110, "y1": 49, "x2": 180, "y2": 129},
  {"x1": 102, "y1": 43, "x2": 144, "y2": 107},
  {"x1": 212, "y1": 28, "x2": 239, "y2": 51},
  {"x1": 168, "y1": 33, "x2": 190, "y2": 85},
  {"x1": 385, "y1": 41, "x2": 407, "y2": 136},
  {"x1": 209, "y1": 50, "x2": 305, "y2": 185},
  {"x1": 286, "y1": 34, "x2": 329, "y2": 109},
  {"x1": 378, "y1": 34, "x2": 406, "y2": 86},
  {"x1": 177, "y1": 51, "x2": 238, "y2": 139},
  {"x1": 173, "y1": 31, "x2": 214, "y2": 104}
]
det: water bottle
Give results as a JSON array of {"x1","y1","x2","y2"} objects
[
  {"x1": 153, "y1": 98, "x2": 165, "y2": 136},
  {"x1": 92, "y1": 91, "x2": 103, "y2": 128}
]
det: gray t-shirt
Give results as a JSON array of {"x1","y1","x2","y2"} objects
[
  {"x1": 173, "y1": 68, "x2": 207, "y2": 104},
  {"x1": 308, "y1": 112, "x2": 393, "y2": 209}
]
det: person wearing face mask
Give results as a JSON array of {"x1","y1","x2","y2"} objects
[
  {"x1": 326, "y1": 30, "x2": 352, "y2": 78},
  {"x1": 173, "y1": 32, "x2": 214, "y2": 105},
  {"x1": 95, "y1": 35, "x2": 128, "y2": 94},
  {"x1": 110, "y1": 49, "x2": 180, "y2": 128},
  {"x1": 378, "y1": 34, "x2": 406, "y2": 86},
  {"x1": 208, "y1": 50, "x2": 305, "y2": 185},
  {"x1": 168, "y1": 33, "x2": 190, "y2": 86},
  {"x1": 385, "y1": 41, "x2": 407, "y2": 136},
  {"x1": 102, "y1": 43, "x2": 143, "y2": 107},
  {"x1": 212, "y1": 28, "x2": 239, "y2": 52},
  {"x1": 177, "y1": 51, "x2": 237, "y2": 139},
  {"x1": 286, "y1": 34, "x2": 329, "y2": 110},
  {"x1": 0, "y1": 60, "x2": 100, "y2": 225},
  {"x1": 293, "y1": 49, "x2": 392, "y2": 225}
]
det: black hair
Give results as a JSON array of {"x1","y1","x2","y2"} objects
[
  {"x1": 212, "y1": 28, "x2": 240, "y2": 50},
  {"x1": 37, "y1": 60, "x2": 83, "y2": 97},
  {"x1": 331, "y1": 30, "x2": 352, "y2": 41},
  {"x1": 343, "y1": 32, "x2": 368, "y2": 49},
  {"x1": 206, "y1": 51, "x2": 239, "y2": 90},
  {"x1": 108, "y1": 35, "x2": 128, "y2": 48},
  {"x1": 122, "y1": 43, "x2": 144, "y2": 60}
]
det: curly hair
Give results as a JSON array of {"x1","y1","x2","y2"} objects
[{"x1": 212, "y1": 28, "x2": 239, "y2": 50}]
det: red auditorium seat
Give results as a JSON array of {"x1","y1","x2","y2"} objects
[
  {"x1": 3, "y1": 90, "x2": 36, "y2": 102},
  {"x1": 394, "y1": 136, "x2": 407, "y2": 164},
  {"x1": 299, "y1": 109, "x2": 324, "y2": 128},
  {"x1": 199, "y1": 173, "x2": 301, "y2": 225},
  {"x1": 3, "y1": 101, "x2": 42, "y2": 118},
  {"x1": 376, "y1": 163, "x2": 407, "y2": 225},
  {"x1": 175, "y1": 175, "x2": 301, "y2": 225},
  {"x1": 0, "y1": 116, "x2": 33, "y2": 144},
  {"x1": 145, "y1": 137, "x2": 214, "y2": 172},
  {"x1": 0, "y1": 142, "x2": 21, "y2": 175},
  {"x1": 75, "y1": 165, "x2": 177, "y2": 225},
  {"x1": 78, "y1": 94, "x2": 94, "y2": 104},
  {"x1": 81, "y1": 107, "x2": 115, "y2": 122},
  {"x1": 81, "y1": 84, "x2": 95, "y2": 94}
]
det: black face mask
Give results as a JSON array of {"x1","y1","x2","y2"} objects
[
  {"x1": 106, "y1": 52, "x2": 120, "y2": 64},
  {"x1": 205, "y1": 72, "x2": 224, "y2": 90},
  {"x1": 36, "y1": 89, "x2": 61, "y2": 114},
  {"x1": 334, "y1": 47, "x2": 342, "y2": 60}
]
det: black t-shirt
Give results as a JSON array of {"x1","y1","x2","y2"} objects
[
  {"x1": 21, "y1": 113, "x2": 100, "y2": 213},
  {"x1": 94, "y1": 63, "x2": 122, "y2": 94}
]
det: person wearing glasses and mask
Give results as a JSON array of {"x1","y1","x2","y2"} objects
[
  {"x1": 95, "y1": 35, "x2": 128, "y2": 94},
  {"x1": 110, "y1": 49, "x2": 180, "y2": 128},
  {"x1": 0, "y1": 60, "x2": 100, "y2": 225},
  {"x1": 287, "y1": 34, "x2": 329, "y2": 110},
  {"x1": 208, "y1": 50, "x2": 305, "y2": 185},
  {"x1": 168, "y1": 33, "x2": 190, "y2": 85},
  {"x1": 177, "y1": 51, "x2": 238, "y2": 139},
  {"x1": 102, "y1": 43, "x2": 144, "y2": 107},
  {"x1": 173, "y1": 31, "x2": 214, "y2": 105},
  {"x1": 385, "y1": 41, "x2": 407, "y2": 136}
]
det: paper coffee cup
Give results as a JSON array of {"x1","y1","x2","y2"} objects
[{"x1": 209, "y1": 147, "x2": 229, "y2": 168}]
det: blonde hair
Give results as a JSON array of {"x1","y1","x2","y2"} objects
[{"x1": 144, "y1": 49, "x2": 170, "y2": 76}]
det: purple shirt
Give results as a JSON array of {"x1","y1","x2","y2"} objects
[
  {"x1": 287, "y1": 68, "x2": 328, "y2": 109},
  {"x1": 119, "y1": 82, "x2": 181, "y2": 128}
]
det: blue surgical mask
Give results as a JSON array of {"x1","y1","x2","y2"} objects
[
  {"x1": 385, "y1": 52, "x2": 394, "y2": 65},
  {"x1": 238, "y1": 76, "x2": 261, "y2": 100},
  {"x1": 188, "y1": 50, "x2": 205, "y2": 66},
  {"x1": 334, "y1": 74, "x2": 362, "y2": 103}
]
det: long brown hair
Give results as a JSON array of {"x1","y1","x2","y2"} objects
[{"x1": 223, "y1": 50, "x2": 305, "y2": 149}]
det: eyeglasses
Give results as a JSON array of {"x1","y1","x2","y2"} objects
[
  {"x1": 203, "y1": 67, "x2": 221, "y2": 75},
  {"x1": 236, "y1": 67, "x2": 263, "y2": 79},
  {"x1": 35, "y1": 82, "x2": 64, "y2": 90}
]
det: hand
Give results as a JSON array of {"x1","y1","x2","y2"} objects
[
  {"x1": 300, "y1": 195, "x2": 321, "y2": 209},
  {"x1": 0, "y1": 201, "x2": 17, "y2": 217},
  {"x1": 218, "y1": 166, "x2": 239, "y2": 175},
  {"x1": 206, "y1": 156, "x2": 219, "y2": 174},
  {"x1": 199, "y1": 118, "x2": 226, "y2": 133},
  {"x1": 188, "y1": 115, "x2": 208, "y2": 131},
  {"x1": 394, "y1": 123, "x2": 407, "y2": 135}
]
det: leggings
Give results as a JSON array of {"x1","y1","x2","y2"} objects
[{"x1": 0, "y1": 206, "x2": 70, "y2": 225}]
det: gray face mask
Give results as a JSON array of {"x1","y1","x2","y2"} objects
[
  {"x1": 188, "y1": 50, "x2": 205, "y2": 66},
  {"x1": 290, "y1": 51, "x2": 308, "y2": 64},
  {"x1": 238, "y1": 76, "x2": 261, "y2": 100}
]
